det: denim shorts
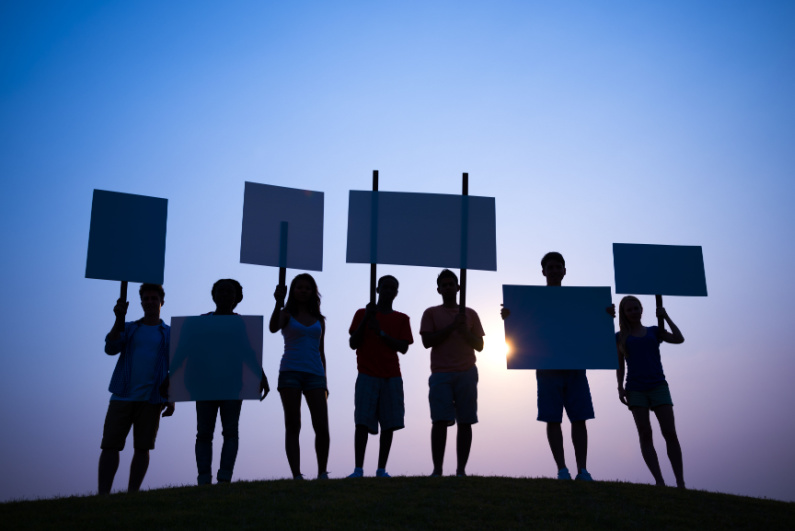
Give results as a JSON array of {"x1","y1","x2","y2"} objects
[
  {"x1": 428, "y1": 365, "x2": 478, "y2": 426},
  {"x1": 278, "y1": 370, "x2": 327, "y2": 392},
  {"x1": 101, "y1": 400, "x2": 162, "y2": 451},
  {"x1": 627, "y1": 382, "x2": 673, "y2": 409},
  {"x1": 354, "y1": 373, "x2": 405, "y2": 434}
]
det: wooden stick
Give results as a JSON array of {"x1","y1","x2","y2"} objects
[
  {"x1": 370, "y1": 170, "x2": 379, "y2": 305},
  {"x1": 459, "y1": 172, "x2": 469, "y2": 314},
  {"x1": 279, "y1": 221, "x2": 288, "y2": 288},
  {"x1": 120, "y1": 281, "x2": 128, "y2": 302},
  {"x1": 656, "y1": 294, "x2": 664, "y2": 334}
]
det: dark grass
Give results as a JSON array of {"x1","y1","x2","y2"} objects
[{"x1": 2, "y1": 476, "x2": 793, "y2": 530}]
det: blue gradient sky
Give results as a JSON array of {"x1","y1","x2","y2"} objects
[{"x1": 1, "y1": 1, "x2": 793, "y2": 502}]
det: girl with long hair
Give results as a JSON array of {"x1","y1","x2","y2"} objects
[
  {"x1": 269, "y1": 273, "x2": 330, "y2": 479},
  {"x1": 616, "y1": 295, "x2": 686, "y2": 488}
]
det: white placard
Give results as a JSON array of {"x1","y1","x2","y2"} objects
[
  {"x1": 346, "y1": 190, "x2": 497, "y2": 270},
  {"x1": 240, "y1": 182, "x2": 324, "y2": 271},
  {"x1": 502, "y1": 285, "x2": 617, "y2": 370},
  {"x1": 169, "y1": 315, "x2": 263, "y2": 401}
]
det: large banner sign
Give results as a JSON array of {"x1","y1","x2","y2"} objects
[
  {"x1": 85, "y1": 190, "x2": 168, "y2": 284},
  {"x1": 240, "y1": 182, "x2": 324, "y2": 271},
  {"x1": 169, "y1": 315, "x2": 263, "y2": 401},
  {"x1": 502, "y1": 285, "x2": 617, "y2": 370},
  {"x1": 346, "y1": 191, "x2": 497, "y2": 270},
  {"x1": 613, "y1": 243, "x2": 707, "y2": 296}
]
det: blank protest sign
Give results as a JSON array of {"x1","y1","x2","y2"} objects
[
  {"x1": 613, "y1": 243, "x2": 707, "y2": 296},
  {"x1": 502, "y1": 285, "x2": 617, "y2": 370},
  {"x1": 85, "y1": 190, "x2": 168, "y2": 284},
  {"x1": 169, "y1": 315, "x2": 263, "y2": 401},
  {"x1": 240, "y1": 182, "x2": 324, "y2": 271},
  {"x1": 346, "y1": 191, "x2": 497, "y2": 270}
]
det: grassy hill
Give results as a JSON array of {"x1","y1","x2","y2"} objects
[{"x1": 1, "y1": 476, "x2": 792, "y2": 530}]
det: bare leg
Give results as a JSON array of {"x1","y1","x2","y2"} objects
[
  {"x1": 546, "y1": 422, "x2": 566, "y2": 471},
  {"x1": 128, "y1": 449, "x2": 150, "y2": 492},
  {"x1": 98, "y1": 449, "x2": 119, "y2": 495},
  {"x1": 631, "y1": 407, "x2": 665, "y2": 486},
  {"x1": 279, "y1": 389, "x2": 303, "y2": 477},
  {"x1": 654, "y1": 405, "x2": 685, "y2": 488},
  {"x1": 354, "y1": 424, "x2": 369, "y2": 469},
  {"x1": 456, "y1": 423, "x2": 473, "y2": 475},
  {"x1": 571, "y1": 420, "x2": 588, "y2": 472},
  {"x1": 431, "y1": 422, "x2": 448, "y2": 475},
  {"x1": 304, "y1": 388, "x2": 330, "y2": 476},
  {"x1": 377, "y1": 429, "x2": 394, "y2": 470}
]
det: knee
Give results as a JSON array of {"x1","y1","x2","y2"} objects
[
  {"x1": 637, "y1": 426, "x2": 654, "y2": 442},
  {"x1": 661, "y1": 426, "x2": 678, "y2": 442},
  {"x1": 285, "y1": 419, "x2": 301, "y2": 436}
]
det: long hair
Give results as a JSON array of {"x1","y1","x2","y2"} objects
[
  {"x1": 617, "y1": 295, "x2": 642, "y2": 358},
  {"x1": 285, "y1": 273, "x2": 325, "y2": 322}
]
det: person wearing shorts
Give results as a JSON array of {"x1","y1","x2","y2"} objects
[
  {"x1": 420, "y1": 269, "x2": 484, "y2": 477},
  {"x1": 347, "y1": 275, "x2": 413, "y2": 478},
  {"x1": 98, "y1": 283, "x2": 174, "y2": 495}
]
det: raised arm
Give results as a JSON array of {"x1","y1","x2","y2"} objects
[
  {"x1": 269, "y1": 285, "x2": 289, "y2": 333},
  {"x1": 104, "y1": 298, "x2": 129, "y2": 355},
  {"x1": 657, "y1": 308, "x2": 684, "y2": 344}
]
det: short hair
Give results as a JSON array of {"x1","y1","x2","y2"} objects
[
  {"x1": 212, "y1": 278, "x2": 243, "y2": 304},
  {"x1": 541, "y1": 252, "x2": 565, "y2": 269},
  {"x1": 436, "y1": 269, "x2": 458, "y2": 286},
  {"x1": 139, "y1": 283, "x2": 165, "y2": 301},
  {"x1": 378, "y1": 275, "x2": 399, "y2": 289}
]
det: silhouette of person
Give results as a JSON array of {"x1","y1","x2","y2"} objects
[
  {"x1": 616, "y1": 296, "x2": 686, "y2": 488},
  {"x1": 98, "y1": 283, "x2": 174, "y2": 495},
  {"x1": 501, "y1": 252, "x2": 614, "y2": 481},
  {"x1": 420, "y1": 269, "x2": 485, "y2": 477},
  {"x1": 269, "y1": 273, "x2": 330, "y2": 480},
  {"x1": 189, "y1": 279, "x2": 269, "y2": 485},
  {"x1": 347, "y1": 275, "x2": 413, "y2": 478}
]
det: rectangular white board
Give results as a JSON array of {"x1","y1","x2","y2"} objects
[
  {"x1": 85, "y1": 189, "x2": 168, "y2": 284},
  {"x1": 169, "y1": 315, "x2": 263, "y2": 401},
  {"x1": 502, "y1": 285, "x2": 617, "y2": 370},
  {"x1": 346, "y1": 191, "x2": 497, "y2": 271},
  {"x1": 240, "y1": 182, "x2": 324, "y2": 271},
  {"x1": 613, "y1": 243, "x2": 707, "y2": 296}
]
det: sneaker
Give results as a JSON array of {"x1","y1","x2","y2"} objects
[
  {"x1": 375, "y1": 468, "x2": 391, "y2": 478},
  {"x1": 347, "y1": 468, "x2": 364, "y2": 478},
  {"x1": 456, "y1": 470, "x2": 467, "y2": 477},
  {"x1": 317, "y1": 471, "x2": 330, "y2": 480},
  {"x1": 557, "y1": 467, "x2": 572, "y2": 480},
  {"x1": 293, "y1": 474, "x2": 304, "y2": 480},
  {"x1": 575, "y1": 469, "x2": 593, "y2": 481}
]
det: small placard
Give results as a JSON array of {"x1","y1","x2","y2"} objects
[
  {"x1": 502, "y1": 285, "x2": 617, "y2": 370},
  {"x1": 240, "y1": 182, "x2": 324, "y2": 271},
  {"x1": 85, "y1": 190, "x2": 168, "y2": 284},
  {"x1": 169, "y1": 315, "x2": 263, "y2": 401},
  {"x1": 613, "y1": 243, "x2": 707, "y2": 296},
  {"x1": 346, "y1": 191, "x2": 497, "y2": 271}
]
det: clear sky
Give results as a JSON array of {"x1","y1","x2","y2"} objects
[{"x1": 1, "y1": 0, "x2": 794, "y2": 502}]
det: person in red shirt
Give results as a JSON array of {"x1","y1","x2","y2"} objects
[{"x1": 347, "y1": 275, "x2": 414, "y2": 478}]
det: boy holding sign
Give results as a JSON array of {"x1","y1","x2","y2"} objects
[
  {"x1": 347, "y1": 275, "x2": 414, "y2": 478},
  {"x1": 420, "y1": 269, "x2": 485, "y2": 477},
  {"x1": 98, "y1": 284, "x2": 174, "y2": 495}
]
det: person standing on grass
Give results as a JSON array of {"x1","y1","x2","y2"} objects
[
  {"x1": 98, "y1": 283, "x2": 174, "y2": 495},
  {"x1": 347, "y1": 275, "x2": 414, "y2": 478},
  {"x1": 420, "y1": 269, "x2": 485, "y2": 477},
  {"x1": 616, "y1": 296, "x2": 686, "y2": 488},
  {"x1": 501, "y1": 252, "x2": 613, "y2": 481},
  {"x1": 191, "y1": 279, "x2": 269, "y2": 486},
  {"x1": 270, "y1": 273, "x2": 330, "y2": 480}
]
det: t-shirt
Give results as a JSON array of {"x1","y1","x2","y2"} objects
[
  {"x1": 349, "y1": 309, "x2": 414, "y2": 378},
  {"x1": 420, "y1": 305, "x2": 484, "y2": 373},
  {"x1": 618, "y1": 326, "x2": 666, "y2": 392},
  {"x1": 112, "y1": 324, "x2": 161, "y2": 401}
]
